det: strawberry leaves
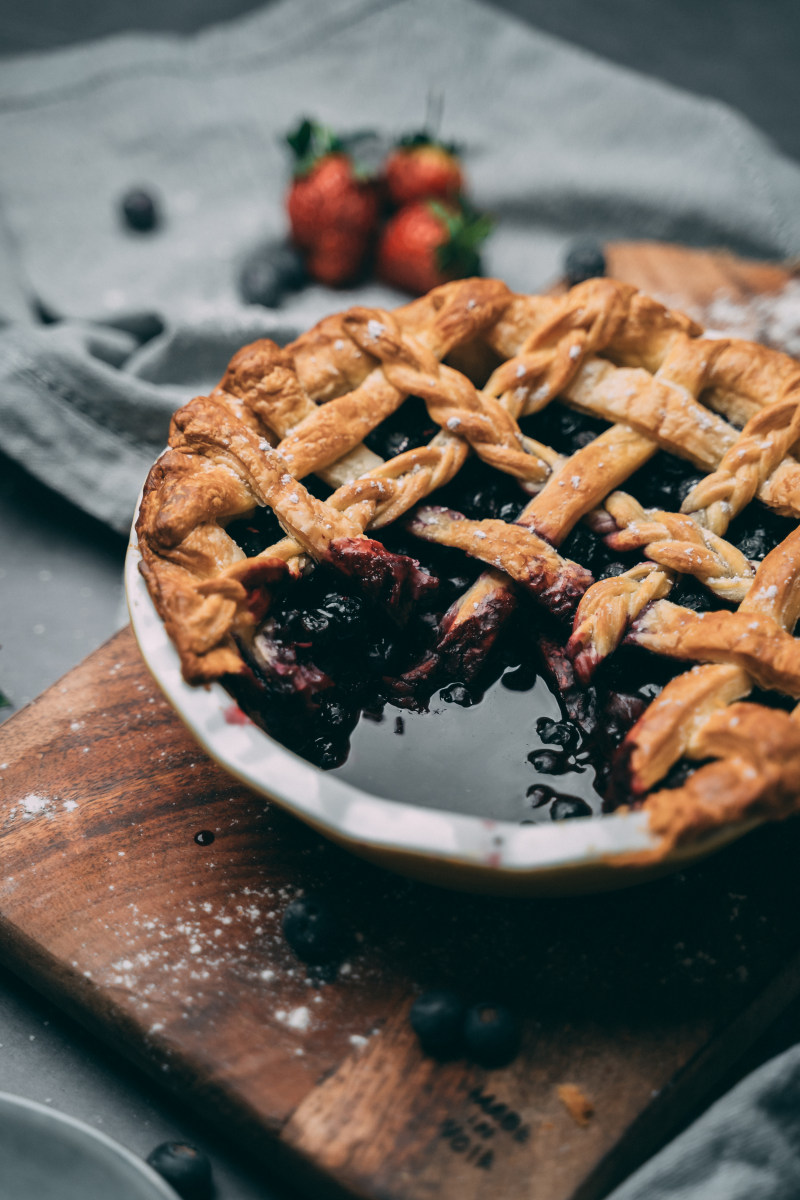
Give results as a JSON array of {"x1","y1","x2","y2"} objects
[{"x1": 431, "y1": 201, "x2": 493, "y2": 278}]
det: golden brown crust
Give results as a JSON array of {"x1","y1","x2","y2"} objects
[{"x1": 136, "y1": 276, "x2": 800, "y2": 850}]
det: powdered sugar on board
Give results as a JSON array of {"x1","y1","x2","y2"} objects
[
  {"x1": 4, "y1": 793, "x2": 79, "y2": 821},
  {"x1": 78, "y1": 860, "x2": 385, "y2": 1057}
]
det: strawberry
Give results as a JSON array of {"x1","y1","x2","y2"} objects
[
  {"x1": 376, "y1": 200, "x2": 492, "y2": 296},
  {"x1": 285, "y1": 118, "x2": 379, "y2": 286},
  {"x1": 384, "y1": 133, "x2": 464, "y2": 207}
]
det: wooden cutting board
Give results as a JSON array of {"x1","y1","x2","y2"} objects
[{"x1": 3, "y1": 243, "x2": 800, "y2": 1200}]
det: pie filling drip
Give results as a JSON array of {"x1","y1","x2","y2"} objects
[{"x1": 224, "y1": 402, "x2": 795, "y2": 824}]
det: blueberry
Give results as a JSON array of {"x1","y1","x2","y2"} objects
[
  {"x1": 501, "y1": 663, "x2": 536, "y2": 692},
  {"x1": 550, "y1": 796, "x2": 592, "y2": 820},
  {"x1": 676, "y1": 473, "x2": 705, "y2": 506},
  {"x1": 320, "y1": 593, "x2": 364, "y2": 632},
  {"x1": 600, "y1": 562, "x2": 628, "y2": 579},
  {"x1": 526, "y1": 783, "x2": 555, "y2": 807},
  {"x1": 366, "y1": 637, "x2": 394, "y2": 668},
  {"x1": 671, "y1": 576, "x2": 710, "y2": 613},
  {"x1": 311, "y1": 736, "x2": 342, "y2": 770},
  {"x1": 564, "y1": 238, "x2": 606, "y2": 287},
  {"x1": 499, "y1": 500, "x2": 523, "y2": 522},
  {"x1": 239, "y1": 256, "x2": 283, "y2": 308},
  {"x1": 536, "y1": 717, "x2": 579, "y2": 751},
  {"x1": 282, "y1": 893, "x2": 348, "y2": 964},
  {"x1": 661, "y1": 758, "x2": 696, "y2": 790},
  {"x1": 121, "y1": 188, "x2": 159, "y2": 232},
  {"x1": 606, "y1": 692, "x2": 646, "y2": 729},
  {"x1": 527, "y1": 748, "x2": 570, "y2": 774},
  {"x1": 382, "y1": 431, "x2": 414, "y2": 459},
  {"x1": 270, "y1": 241, "x2": 308, "y2": 291},
  {"x1": 318, "y1": 697, "x2": 350, "y2": 728},
  {"x1": 240, "y1": 240, "x2": 308, "y2": 307},
  {"x1": 280, "y1": 608, "x2": 304, "y2": 637},
  {"x1": 737, "y1": 529, "x2": 771, "y2": 561},
  {"x1": 145, "y1": 1142, "x2": 212, "y2": 1200},
  {"x1": 226, "y1": 507, "x2": 284, "y2": 558},
  {"x1": 410, "y1": 989, "x2": 465, "y2": 1059},
  {"x1": 461, "y1": 484, "x2": 522, "y2": 522},
  {"x1": 440, "y1": 683, "x2": 475, "y2": 707},
  {"x1": 300, "y1": 610, "x2": 331, "y2": 638},
  {"x1": 463, "y1": 1003, "x2": 522, "y2": 1068}
]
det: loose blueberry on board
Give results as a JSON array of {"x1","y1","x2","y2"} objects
[
  {"x1": 410, "y1": 990, "x2": 466, "y2": 1059},
  {"x1": 282, "y1": 893, "x2": 348, "y2": 964},
  {"x1": 550, "y1": 796, "x2": 593, "y2": 821},
  {"x1": 564, "y1": 238, "x2": 606, "y2": 286},
  {"x1": 463, "y1": 1002, "x2": 522, "y2": 1068},
  {"x1": 145, "y1": 1142, "x2": 213, "y2": 1200},
  {"x1": 121, "y1": 188, "x2": 159, "y2": 232}
]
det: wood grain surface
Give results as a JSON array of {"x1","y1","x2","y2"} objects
[{"x1": 2, "y1": 244, "x2": 800, "y2": 1200}]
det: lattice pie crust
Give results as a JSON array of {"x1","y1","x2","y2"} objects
[{"x1": 136, "y1": 278, "x2": 800, "y2": 851}]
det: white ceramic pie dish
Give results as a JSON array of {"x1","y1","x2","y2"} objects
[{"x1": 125, "y1": 512, "x2": 756, "y2": 896}]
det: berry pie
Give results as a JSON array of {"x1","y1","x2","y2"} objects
[{"x1": 136, "y1": 278, "x2": 800, "y2": 851}]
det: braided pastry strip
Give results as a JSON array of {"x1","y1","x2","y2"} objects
[
  {"x1": 617, "y1": 526, "x2": 800, "y2": 846},
  {"x1": 248, "y1": 288, "x2": 582, "y2": 581},
  {"x1": 643, "y1": 701, "x2": 800, "y2": 852},
  {"x1": 413, "y1": 287, "x2": 735, "y2": 670},
  {"x1": 407, "y1": 423, "x2": 655, "y2": 652},
  {"x1": 567, "y1": 340, "x2": 800, "y2": 676},
  {"x1": 406, "y1": 509, "x2": 592, "y2": 620},
  {"x1": 138, "y1": 279, "x2": 532, "y2": 679}
]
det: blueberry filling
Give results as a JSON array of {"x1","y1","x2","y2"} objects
[
  {"x1": 226, "y1": 504, "x2": 284, "y2": 558},
  {"x1": 559, "y1": 522, "x2": 639, "y2": 583},
  {"x1": 626, "y1": 450, "x2": 705, "y2": 512},
  {"x1": 727, "y1": 501, "x2": 796, "y2": 564},
  {"x1": 222, "y1": 396, "x2": 795, "y2": 822},
  {"x1": 364, "y1": 395, "x2": 438, "y2": 460},
  {"x1": 521, "y1": 405, "x2": 608, "y2": 458}
]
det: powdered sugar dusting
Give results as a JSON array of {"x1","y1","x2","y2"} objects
[{"x1": 654, "y1": 279, "x2": 800, "y2": 358}]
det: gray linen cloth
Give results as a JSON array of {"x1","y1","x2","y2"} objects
[
  {"x1": 3, "y1": 0, "x2": 800, "y2": 529},
  {"x1": 2, "y1": 4, "x2": 800, "y2": 1194}
]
